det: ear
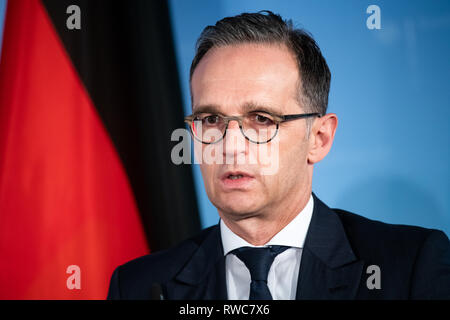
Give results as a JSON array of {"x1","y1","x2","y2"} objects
[{"x1": 307, "y1": 113, "x2": 338, "y2": 164}]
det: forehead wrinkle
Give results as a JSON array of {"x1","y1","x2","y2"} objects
[{"x1": 191, "y1": 43, "x2": 301, "y2": 107}]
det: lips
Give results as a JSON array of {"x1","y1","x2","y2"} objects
[
  {"x1": 221, "y1": 171, "x2": 254, "y2": 180},
  {"x1": 220, "y1": 171, "x2": 255, "y2": 190}
]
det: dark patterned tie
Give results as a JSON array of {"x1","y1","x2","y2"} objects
[{"x1": 232, "y1": 245, "x2": 289, "y2": 300}]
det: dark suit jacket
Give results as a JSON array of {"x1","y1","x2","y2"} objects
[{"x1": 107, "y1": 194, "x2": 450, "y2": 299}]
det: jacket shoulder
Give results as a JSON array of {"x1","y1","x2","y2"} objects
[
  {"x1": 108, "y1": 225, "x2": 217, "y2": 299},
  {"x1": 333, "y1": 208, "x2": 450, "y2": 298},
  {"x1": 333, "y1": 208, "x2": 443, "y2": 259}
]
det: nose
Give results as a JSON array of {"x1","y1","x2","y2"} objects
[
  {"x1": 223, "y1": 119, "x2": 247, "y2": 163},
  {"x1": 227, "y1": 119, "x2": 240, "y2": 130}
]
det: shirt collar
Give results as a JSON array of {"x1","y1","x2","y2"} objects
[{"x1": 220, "y1": 194, "x2": 314, "y2": 255}]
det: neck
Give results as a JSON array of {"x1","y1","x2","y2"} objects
[{"x1": 220, "y1": 189, "x2": 312, "y2": 246}]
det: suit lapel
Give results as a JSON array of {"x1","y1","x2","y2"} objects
[
  {"x1": 165, "y1": 225, "x2": 228, "y2": 300},
  {"x1": 163, "y1": 193, "x2": 364, "y2": 300},
  {"x1": 296, "y1": 194, "x2": 364, "y2": 299}
]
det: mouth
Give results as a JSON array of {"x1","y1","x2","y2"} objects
[
  {"x1": 220, "y1": 171, "x2": 255, "y2": 189},
  {"x1": 221, "y1": 171, "x2": 254, "y2": 180}
]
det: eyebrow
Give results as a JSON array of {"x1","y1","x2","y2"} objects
[
  {"x1": 241, "y1": 102, "x2": 282, "y2": 116},
  {"x1": 192, "y1": 101, "x2": 282, "y2": 116},
  {"x1": 192, "y1": 104, "x2": 222, "y2": 115}
]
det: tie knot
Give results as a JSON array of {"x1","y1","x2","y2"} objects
[{"x1": 231, "y1": 245, "x2": 289, "y2": 281}]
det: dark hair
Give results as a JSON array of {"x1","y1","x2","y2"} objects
[{"x1": 190, "y1": 11, "x2": 331, "y2": 115}]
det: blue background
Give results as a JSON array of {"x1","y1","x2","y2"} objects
[
  {"x1": 1, "y1": 1, "x2": 448, "y2": 235},
  {"x1": 0, "y1": 0, "x2": 6, "y2": 57},
  {"x1": 168, "y1": 0, "x2": 450, "y2": 235}
]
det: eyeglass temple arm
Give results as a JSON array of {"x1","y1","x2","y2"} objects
[{"x1": 280, "y1": 113, "x2": 322, "y2": 122}]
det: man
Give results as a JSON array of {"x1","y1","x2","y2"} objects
[{"x1": 107, "y1": 11, "x2": 450, "y2": 299}]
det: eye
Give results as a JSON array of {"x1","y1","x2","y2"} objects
[
  {"x1": 204, "y1": 115, "x2": 220, "y2": 125},
  {"x1": 195, "y1": 114, "x2": 221, "y2": 126},
  {"x1": 250, "y1": 113, "x2": 275, "y2": 125}
]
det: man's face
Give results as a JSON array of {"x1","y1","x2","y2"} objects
[{"x1": 191, "y1": 43, "x2": 313, "y2": 220}]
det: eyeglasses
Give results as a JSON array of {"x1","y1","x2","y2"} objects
[{"x1": 184, "y1": 112, "x2": 322, "y2": 144}]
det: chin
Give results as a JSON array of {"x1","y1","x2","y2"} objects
[{"x1": 214, "y1": 193, "x2": 264, "y2": 217}]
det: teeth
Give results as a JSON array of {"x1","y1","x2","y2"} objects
[{"x1": 229, "y1": 174, "x2": 243, "y2": 180}]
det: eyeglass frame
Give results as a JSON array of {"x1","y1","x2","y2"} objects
[{"x1": 184, "y1": 112, "x2": 322, "y2": 144}]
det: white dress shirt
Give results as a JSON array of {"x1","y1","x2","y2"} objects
[{"x1": 220, "y1": 194, "x2": 314, "y2": 300}]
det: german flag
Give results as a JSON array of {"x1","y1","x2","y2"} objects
[{"x1": 0, "y1": 0, "x2": 200, "y2": 299}]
